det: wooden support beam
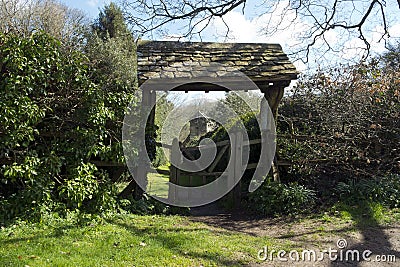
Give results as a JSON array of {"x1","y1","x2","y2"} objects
[
  {"x1": 234, "y1": 131, "x2": 243, "y2": 208},
  {"x1": 260, "y1": 81, "x2": 290, "y2": 182},
  {"x1": 130, "y1": 89, "x2": 157, "y2": 200},
  {"x1": 168, "y1": 138, "x2": 181, "y2": 201},
  {"x1": 119, "y1": 167, "x2": 138, "y2": 199}
]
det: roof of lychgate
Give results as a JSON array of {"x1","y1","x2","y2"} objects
[{"x1": 136, "y1": 40, "x2": 298, "y2": 91}]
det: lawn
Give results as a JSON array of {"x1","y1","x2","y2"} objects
[
  {"x1": 0, "y1": 214, "x2": 293, "y2": 267},
  {"x1": 1, "y1": 205, "x2": 399, "y2": 267}
]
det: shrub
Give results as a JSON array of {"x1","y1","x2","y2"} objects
[
  {"x1": 279, "y1": 57, "x2": 400, "y2": 179},
  {"x1": 0, "y1": 32, "x2": 133, "y2": 221},
  {"x1": 247, "y1": 178, "x2": 316, "y2": 216},
  {"x1": 336, "y1": 174, "x2": 400, "y2": 208},
  {"x1": 118, "y1": 195, "x2": 189, "y2": 215}
]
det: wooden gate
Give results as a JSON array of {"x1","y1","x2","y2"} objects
[{"x1": 156, "y1": 131, "x2": 264, "y2": 207}]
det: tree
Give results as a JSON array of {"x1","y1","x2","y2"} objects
[
  {"x1": 215, "y1": 91, "x2": 262, "y2": 116},
  {"x1": 92, "y1": 2, "x2": 133, "y2": 40},
  {"x1": 0, "y1": 32, "x2": 118, "y2": 219},
  {"x1": 119, "y1": 0, "x2": 399, "y2": 62},
  {"x1": 85, "y1": 2, "x2": 137, "y2": 130},
  {"x1": 85, "y1": 2, "x2": 140, "y2": 197},
  {"x1": 0, "y1": 2, "x2": 139, "y2": 220},
  {"x1": 0, "y1": 0, "x2": 88, "y2": 48},
  {"x1": 87, "y1": 2, "x2": 136, "y2": 92}
]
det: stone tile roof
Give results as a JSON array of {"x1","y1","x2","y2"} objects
[{"x1": 137, "y1": 41, "x2": 298, "y2": 90}]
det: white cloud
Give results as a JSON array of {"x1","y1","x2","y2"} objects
[
  {"x1": 158, "y1": 0, "x2": 400, "y2": 71},
  {"x1": 196, "y1": 1, "x2": 310, "y2": 49},
  {"x1": 87, "y1": 0, "x2": 99, "y2": 7},
  {"x1": 389, "y1": 23, "x2": 400, "y2": 38},
  {"x1": 189, "y1": 1, "x2": 310, "y2": 72}
]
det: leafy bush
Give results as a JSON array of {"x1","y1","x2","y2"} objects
[
  {"x1": 279, "y1": 56, "x2": 400, "y2": 179},
  {"x1": 118, "y1": 195, "x2": 189, "y2": 215},
  {"x1": 336, "y1": 174, "x2": 400, "y2": 208},
  {"x1": 0, "y1": 31, "x2": 134, "y2": 221},
  {"x1": 247, "y1": 178, "x2": 316, "y2": 216}
]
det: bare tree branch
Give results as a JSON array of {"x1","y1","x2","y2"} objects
[
  {"x1": 119, "y1": 0, "x2": 397, "y2": 62},
  {"x1": 0, "y1": 0, "x2": 88, "y2": 48}
]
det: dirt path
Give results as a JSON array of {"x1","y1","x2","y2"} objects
[{"x1": 190, "y1": 211, "x2": 400, "y2": 267}]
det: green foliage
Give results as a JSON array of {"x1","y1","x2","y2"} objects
[
  {"x1": 85, "y1": 3, "x2": 137, "y2": 130},
  {"x1": 279, "y1": 56, "x2": 400, "y2": 179},
  {"x1": 336, "y1": 174, "x2": 400, "y2": 208},
  {"x1": 248, "y1": 178, "x2": 316, "y2": 216},
  {"x1": 0, "y1": 30, "x2": 134, "y2": 221},
  {"x1": 86, "y1": 29, "x2": 137, "y2": 96},
  {"x1": 118, "y1": 195, "x2": 189, "y2": 216},
  {"x1": 92, "y1": 2, "x2": 133, "y2": 40},
  {"x1": 213, "y1": 91, "x2": 262, "y2": 117},
  {"x1": 153, "y1": 148, "x2": 168, "y2": 168},
  {"x1": 84, "y1": 2, "x2": 138, "y2": 164},
  {"x1": 210, "y1": 111, "x2": 260, "y2": 142},
  {"x1": 59, "y1": 162, "x2": 117, "y2": 211}
]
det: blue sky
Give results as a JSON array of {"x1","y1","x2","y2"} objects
[
  {"x1": 62, "y1": 0, "x2": 110, "y2": 18},
  {"x1": 61, "y1": 0, "x2": 226, "y2": 101},
  {"x1": 62, "y1": 0, "x2": 400, "y2": 70},
  {"x1": 60, "y1": 0, "x2": 400, "y2": 101}
]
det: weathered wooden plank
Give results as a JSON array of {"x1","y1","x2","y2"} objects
[
  {"x1": 207, "y1": 144, "x2": 229, "y2": 173},
  {"x1": 180, "y1": 171, "x2": 224, "y2": 177},
  {"x1": 242, "y1": 138, "x2": 262, "y2": 146},
  {"x1": 181, "y1": 139, "x2": 230, "y2": 152}
]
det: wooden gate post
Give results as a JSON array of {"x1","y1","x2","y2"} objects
[
  {"x1": 134, "y1": 89, "x2": 156, "y2": 200},
  {"x1": 227, "y1": 131, "x2": 243, "y2": 208},
  {"x1": 233, "y1": 131, "x2": 243, "y2": 208},
  {"x1": 169, "y1": 138, "x2": 181, "y2": 202},
  {"x1": 260, "y1": 81, "x2": 290, "y2": 182},
  {"x1": 260, "y1": 98, "x2": 275, "y2": 182}
]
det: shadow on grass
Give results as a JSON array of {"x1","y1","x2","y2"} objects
[
  {"x1": 330, "y1": 200, "x2": 400, "y2": 266},
  {"x1": 0, "y1": 222, "x2": 78, "y2": 245},
  {"x1": 190, "y1": 211, "x2": 352, "y2": 238},
  {"x1": 106, "y1": 217, "x2": 248, "y2": 266},
  {"x1": 189, "y1": 202, "x2": 400, "y2": 266}
]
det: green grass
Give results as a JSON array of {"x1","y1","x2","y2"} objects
[
  {"x1": 146, "y1": 167, "x2": 216, "y2": 198},
  {"x1": 1, "y1": 206, "x2": 399, "y2": 267},
  {"x1": 147, "y1": 172, "x2": 170, "y2": 198},
  {"x1": 331, "y1": 201, "x2": 389, "y2": 226},
  {"x1": 176, "y1": 175, "x2": 215, "y2": 187},
  {"x1": 0, "y1": 214, "x2": 292, "y2": 267}
]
